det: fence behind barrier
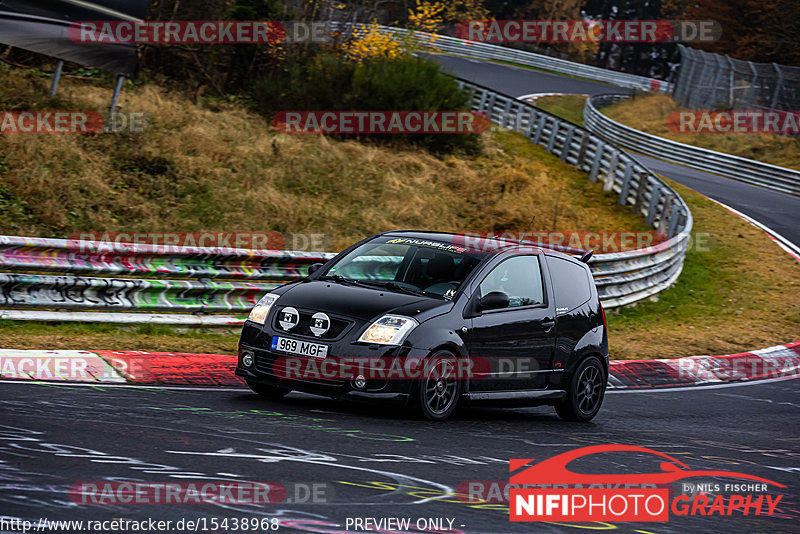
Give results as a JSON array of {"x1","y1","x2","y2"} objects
[{"x1": 673, "y1": 45, "x2": 800, "y2": 112}]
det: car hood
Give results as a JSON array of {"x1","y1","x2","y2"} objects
[{"x1": 276, "y1": 280, "x2": 452, "y2": 323}]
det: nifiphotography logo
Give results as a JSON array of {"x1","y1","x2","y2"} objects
[{"x1": 509, "y1": 444, "x2": 785, "y2": 522}]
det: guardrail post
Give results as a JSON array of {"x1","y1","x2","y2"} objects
[
  {"x1": 560, "y1": 126, "x2": 575, "y2": 162},
  {"x1": 49, "y1": 60, "x2": 64, "y2": 98},
  {"x1": 667, "y1": 204, "x2": 681, "y2": 237},
  {"x1": 589, "y1": 141, "x2": 605, "y2": 182},
  {"x1": 659, "y1": 194, "x2": 674, "y2": 232},
  {"x1": 618, "y1": 161, "x2": 634, "y2": 204},
  {"x1": 646, "y1": 184, "x2": 662, "y2": 226},
  {"x1": 575, "y1": 133, "x2": 590, "y2": 169},
  {"x1": 502, "y1": 99, "x2": 512, "y2": 128},
  {"x1": 513, "y1": 107, "x2": 523, "y2": 132},
  {"x1": 532, "y1": 114, "x2": 546, "y2": 144},
  {"x1": 109, "y1": 75, "x2": 125, "y2": 115},
  {"x1": 604, "y1": 152, "x2": 619, "y2": 191},
  {"x1": 487, "y1": 93, "x2": 496, "y2": 120},
  {"x1": 633, "y1": 172, "x2": 649, "y2": 214},
  {"x1": 525, "y1": 109, "x2": 538, "y2": 138},
  {"x1": 546, "y1": 120, "x2": 559, "y2": 153},
  {"x1": 477, "y1": 90, "x2": 488, "y2": 112}
]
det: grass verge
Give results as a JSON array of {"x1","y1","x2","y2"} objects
[
  {"x1": 606, "y1": 177, "x2": 800, "y2": 359},
  {"x1": 0, "y1": 64, "x2": 645, "y2": 250},
  {"x1": 533, "y1": 95, "x2": 588, "y2": 127}
]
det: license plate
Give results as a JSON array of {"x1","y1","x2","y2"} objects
[{"x1": 270, "y1": 336, "x2": 328, "y2": 358}]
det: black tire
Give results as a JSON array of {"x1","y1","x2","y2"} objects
[
  {"x1": 246, "y1": 380, "x2": 291, "y2": 400},
  {"x1": 414, "y1": 351, "x2": 461, "y2": 421},
  {"x1": 555, "y1": 355, "x2": 606, "y2": 422}
]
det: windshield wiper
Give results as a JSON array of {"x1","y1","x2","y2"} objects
[
  {"x1": 372, "y1": 281, "x2": 429, "y2": 297},
  {"x1": 318, "y1": 275, "x2": 375, "y2": 289},
  {"x1": 319, "y1": 276, "x2": 428, "y2": 296}
]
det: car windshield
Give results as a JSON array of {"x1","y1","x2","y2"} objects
[{"x1": 320, "y1": 237, "x2": 483, "y2": 299}]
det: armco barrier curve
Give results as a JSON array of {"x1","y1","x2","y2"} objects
[
  {"x1": 338, "y1": 23, "x2": 671, "y2": 93},
  {"x1": 584, "y1": 94, "x2": 800, "y2": 197},
  {"x1": 460, "y1": 79, "x2": 692, "y2": 309},
  {"x1": 0, "y1": 340, "x2": 796, "y2": 388},
  {"x1": 0, "y1": 81, "x2": 692, "y2": 324}
]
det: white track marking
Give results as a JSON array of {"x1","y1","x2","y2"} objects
[
  {"x1": 607, "y1": 374, "x2": 798, "y2": 394},
  {"x1": 517, "y1": 92, "x2": 589, "y2": 103}
]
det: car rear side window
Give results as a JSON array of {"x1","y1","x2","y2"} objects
[
  {"x1": 547, "y1": 256, "x2": 591, "y2": 312},
  {"x1": 478, "y1": 255, "x2": 544, "y2": 308}
]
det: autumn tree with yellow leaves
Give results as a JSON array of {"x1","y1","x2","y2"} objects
[{"x1": 341, "y1": 1, "x2": 447, "y2": 63}]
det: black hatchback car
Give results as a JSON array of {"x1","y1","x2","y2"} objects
[{"x1": 236, "y1": 230, "x2": 608, "y2": 421}]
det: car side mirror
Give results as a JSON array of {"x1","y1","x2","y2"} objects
[
  {"x1": 478, "y1": 291, "x2": 509, "y2": 311},
  {"x1": 308, "y1": 263, "x2": 323, "y2": 275}
]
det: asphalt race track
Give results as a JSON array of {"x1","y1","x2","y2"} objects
[
  {"x1": 1, "y1": 379, "x2": 797, "y2": 533},
  {"x1": 431, "y1": 55, "x2": 626, "y2": 97},
  {"x1": 431, "y1": 54, "x2": 800, "y2": 247},
  {"x1": 632, "y1": 155, "x2": 800, "y2": 247}
]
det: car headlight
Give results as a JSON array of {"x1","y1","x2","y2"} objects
[
  {"x1": 248, "y1": 293, "x2": 280, "y2": 325},
  {"x1": 358, "y1": 315, "x2": 418, "y2": 345}
]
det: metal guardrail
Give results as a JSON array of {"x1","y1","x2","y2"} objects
[
  {"x1": 583, "y1": 94, "x2": 800, "y2": 197},
  {"x1": 337, "y1": 23, "x2": 671, "y2": 93},
  {"x1": 0, "y1": 236, "x2": 335, "y2": 324},
  {"x1": 459, "y1": 80, "x2": 692, "y2": 309},
  {"x1": 0, "y1": 81, "x2": 692, "y2": 323}
]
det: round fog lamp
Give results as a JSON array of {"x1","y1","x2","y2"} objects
[
  {"x1": 242, "y1": 351, "x2": 254, "y2": 368},
  {"x1": 353, "y1": 375, "x2": 367, "y2": 390}
]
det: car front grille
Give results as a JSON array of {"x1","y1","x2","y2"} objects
[
  {"x1": 271, "y1": 308, "x2": 354, "y2": 340},
  {"x1": 254, "y1": 350, "x2": 346, "y2": 387}
]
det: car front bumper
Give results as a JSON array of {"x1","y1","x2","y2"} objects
[{"x1": 235, "y1": 322, "x2": 431, "y2": 404}]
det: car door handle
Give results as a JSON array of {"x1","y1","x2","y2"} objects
[{"x1": 542, "y1": 320, "x2": 556, "y2": 332}]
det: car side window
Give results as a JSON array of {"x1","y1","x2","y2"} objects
[
  {"x1": 478, "y1": 255, "x2": 544, "y2": 309},
  {"x1": 547, "y1": 256, "x2": 592, "y2": 312}
]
